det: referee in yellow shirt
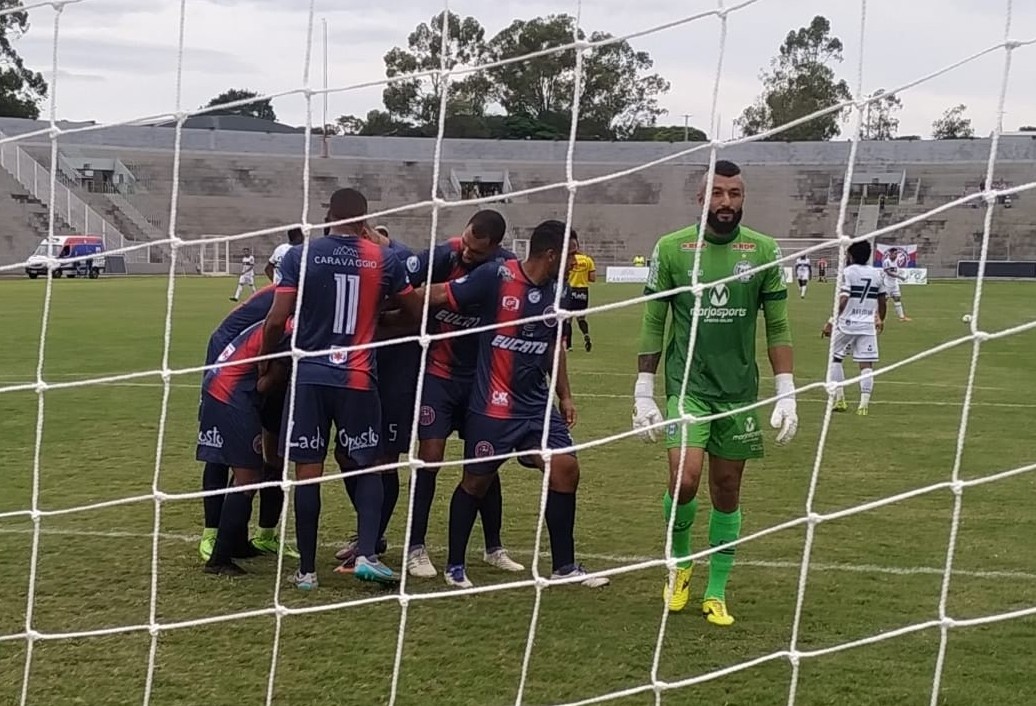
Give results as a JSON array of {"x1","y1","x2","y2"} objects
[{"x1": 563, "y1": 232, "x2": 596, "y2": 352}]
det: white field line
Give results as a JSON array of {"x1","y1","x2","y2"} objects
[{"x1": 0, "y1": 526, "x2": 1033, "y2": 582}]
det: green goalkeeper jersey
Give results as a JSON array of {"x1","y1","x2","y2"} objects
[{"x1": 642, "y1": 224, "x2": 789, "y2": 403}]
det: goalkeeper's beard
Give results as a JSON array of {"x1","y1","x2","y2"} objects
[{"x1": 707, "y1": 207, "x2": 742, "y2": 235}]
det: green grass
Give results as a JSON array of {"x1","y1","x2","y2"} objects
[{"x1": 0, "y1": 276, "x2": 1035, "y2": 706}]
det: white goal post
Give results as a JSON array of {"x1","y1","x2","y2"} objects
[{"x1": 197, "y1": 239, "x2": 232, "y2": 276}]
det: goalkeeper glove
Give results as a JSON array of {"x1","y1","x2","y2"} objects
[
  {"x1": 632, "y1": 372, "x2": 664, "y2": 443},
  {"x1": 769, "y1": 373, "x2": 798, "y2": 445}
]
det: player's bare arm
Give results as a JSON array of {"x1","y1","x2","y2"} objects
[
  {"x1": 822, "y1": 294, "x2": 850, "y2": 338},
  {"x1": 264, "y1": 261, "x2": 276, "y2": 281},
  {"x1": 876, "y1": 293, "x2": 888, "y2": 334},
  {"x1": 414, "y1": 283, "x2": 452, "y2": 310},
  {"x1": 555, "y1": 345, "x2": 577, "y2": 428}
]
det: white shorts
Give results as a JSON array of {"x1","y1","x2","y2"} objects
[
  {"x1": 831, "y1": 329, "x2": 879, "y2": 363},
  {"x1": 238, "y1": 273, "x2": 255, "y2": 286},
  {"x1": 884, "y1": 278, "x2": 901, "y2": 298}
]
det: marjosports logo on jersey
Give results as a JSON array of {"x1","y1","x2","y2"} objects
[{"x1": 696, "y1": 283, "x2": 748, "y2": 323}]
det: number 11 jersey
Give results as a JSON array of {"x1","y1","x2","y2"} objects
[{"x1": 277, "y1": 234, "x2": 412, "y2": 390}]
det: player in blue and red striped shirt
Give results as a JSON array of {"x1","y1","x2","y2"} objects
[
  {"x1": 198, "y1": 317, "x2": 294, "y2": 576},
  {"x1": 422, "y1": 220, "x2": 609, "y2": 589},
  {"x1": 261, "y1": 188, "x2": 423, "y2": 589},
  {"x1": 199, "y1": 284, "x2": 297, "y2": 563},
  {"x1": 398, "y1": 211, "x2": 527, "y2": 580}
]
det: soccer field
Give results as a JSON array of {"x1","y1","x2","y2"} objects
[{"x1": 1, "y1": 276, "x2": 1034, "y2": 706}]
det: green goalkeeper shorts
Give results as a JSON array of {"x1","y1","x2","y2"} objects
[{"x1": 664, "y1": 395, "x2": 764, "y2": 460}]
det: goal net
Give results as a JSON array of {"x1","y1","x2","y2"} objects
[{"x1": 2, "y1": 1, "x2": 1035, "y2": 705}]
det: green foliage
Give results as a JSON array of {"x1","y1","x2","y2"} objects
[
  {"x1": 204, "y1": 88, "x2": 277, "y2": 122},
  {"x1": 931, "y1": 104, "x2": 974, "y2": 139},
  {"x1": 0, "y1": 0, "x2": 47, "y2": 120},
  {"x1": 378, "y1": 11, "x2": 670, "y2": 140},
  {"x1": 861, "y1": 89, "x2": 902, "y2": 140},
  {"x1": 737, "y1": 15, "x2": 852, "y2": 141}
]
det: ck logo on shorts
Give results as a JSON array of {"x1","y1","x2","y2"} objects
[{"x1": 474, "y1": 441, "x2": 495, "y2": 458}]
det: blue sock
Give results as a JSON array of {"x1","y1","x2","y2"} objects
[
  {"x1": 379, "y1": 472, "x2": 399, "y2": 539},
  {"x1": 409, "y1": 469, "x2": 438, "y2": 549},
  {"x1": 258, "y1": 463, "x2": 283, "y2": 530},
  {"x1": 294, "y1": 484, "x2": 321, "y2": 574},
  {"x1": 546, "y1": 490, "x2": 576, "y2": 573},
  {"x1": 202, "y1": 462, "x2": 229, "y2": 528},
  {"x1": 447, "y1": 485, "x2": 480, "y2": 568},
  {"x1": 212, "y1": 489, "x2": 253, "y2": 564},
  {"x1": 480, "y1": 474, "x2": 503, "y2": 551},
  {"x1": 354, "y1": 474, "x2": 384, "y2": 559}
]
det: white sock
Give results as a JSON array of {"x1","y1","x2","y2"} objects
[
  {"x1": 233, "y1": 284, "x2": 243, "y2": 299},
  {"x1": 894, "y1": 301, "x2": 905, "y2": 318},
  {"x1": 800, "y1": 285, "x2": 807, "y2": 297},
  {"x1": 828, "y1": 361, "x2": 845, "y2": 400},
  {"x1": 860, "y1": 368, "x2": 874, "y2": 407}
]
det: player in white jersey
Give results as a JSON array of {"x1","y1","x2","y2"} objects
[
  {"x1": 265, "y1": 228, "x2": 304, "y2": 284},
  {"x1": 822, "y1": 241, "x2": 887, "y2": 416},
  {"x1": 881, "y1": 246, "x2": 911, "y2": 321},
  {"x1": 794, "y1": 256, "x2": 811, "y2": 298},
  {"x1": 230, "y1": 248, "x2": 257, "y2": 301}
]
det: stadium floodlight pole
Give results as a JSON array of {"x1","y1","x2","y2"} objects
[{"x1": 682, "y1": 113, "x2": 692, "y2": 141}]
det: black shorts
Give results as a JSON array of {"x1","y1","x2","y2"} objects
[
  {"x1": 279, "y1": 384, "x2": 382, "y2": 465},
  {"x1": 565, "y1": 287, "x2": 589, "y2": 312},
  {"x1": 797, "y1": 278, "x2": 808, "y2": 287}
]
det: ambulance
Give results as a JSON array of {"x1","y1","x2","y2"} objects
[{"x1": 24, "y1": 235, "x2": 106, "y2": 279}]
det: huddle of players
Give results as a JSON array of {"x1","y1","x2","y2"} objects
[{"x1": 197, "y1": 187, "x2": 607, "y2": 590}]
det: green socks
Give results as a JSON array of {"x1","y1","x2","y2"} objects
[
  {"x1": 705, "y1": 507, "x2": 742, "y2": 601},
  {"x1": 202, "y1": 527, "x2": 217, "y2": 539},
  {"x1": 662, "y1": 492, "x2": 698, "y2": 569},
  {"x1": 255, "y1": 527, "x2": 276, "y2": 541}
]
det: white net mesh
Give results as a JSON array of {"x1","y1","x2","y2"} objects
[{"x1": 2, "y1": 0, "x2": 1036, "y2": 705}]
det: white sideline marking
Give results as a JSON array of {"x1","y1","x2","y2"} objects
[
  {"x1": 0, "y1": 526, "x2": 1033, "y2": 582},
  {"x1": 0, "y1": 379, "x2": 1032, "y2": 408}
]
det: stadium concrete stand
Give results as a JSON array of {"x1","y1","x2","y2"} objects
[{"x1": 0, "y1": 116, "x2": 1033, "y2": 275}]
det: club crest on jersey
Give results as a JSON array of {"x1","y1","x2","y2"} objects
[
  {"x1": 406, "y1": 255, "x2": 421, "y2": 273},
  {"x1": 542, "y1": 305, "x2": 558, "y2": 327},
  {"x1": 733, "y1": 260, "x2": 754, "y2": 282},
  {"x1": 419, "y1": 405, "x2": 436, "y2": 426},
  {"x1": 329, "y1": 347, "x2": 348, "y2": 365},
  {"x1": 474, "y1": 440, "x2": 495, "y2": 458},
  {"x1": 502, "y1": 295, "x2": 520, "y2": 312},
  {"x1": 528, "y1": 289, "x2": 542, "y2": 304}
]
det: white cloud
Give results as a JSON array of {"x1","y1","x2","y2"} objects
[{"x1": 10, "y1": 0, "x2": 1036, "y2": 136}]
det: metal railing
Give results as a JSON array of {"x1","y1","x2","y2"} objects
[{"x1": 0, "y1": 137, "x2": 150, "y2": 264}]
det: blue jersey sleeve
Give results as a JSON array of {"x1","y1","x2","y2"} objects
[
  {"x1": 277, "y1": 244, "x2": 302, "y2": 290},
  {"x1": 403, "y1": 247, "x2": 435, "y2": 287},
  {"x1": 444, "y1": 261, "x2": 499, "y2": 312},
  {"x1": 382, "y1": 247, "x2": 414, "y2": 296}
]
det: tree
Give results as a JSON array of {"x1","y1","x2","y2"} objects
[
  {"x1": 931, "y1": 104, "x2": 974, "y2": 139},
  {"x1": 737, "y1": 15, "x2": 852, "y2": 141},
  {"x1": 204, "y1": 88, "x2": 277, "y2": 121},
  {"x1": 628, "y1": 124, "x2": 707, "y2": 142},
  {"x1": 382, "y1": 11, "x2": 492, "y2": 128},
  {"x1": 0, "y1": 1, "x2": 47, "y2": 119},
  {"x1": 487, "y1": 14, "x2": 669, "y2": 140},
  {"x1": 860, "y1": 89, "x2": 901, "y2": 140}
]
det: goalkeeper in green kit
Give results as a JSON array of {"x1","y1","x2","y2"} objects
[{"x1": 633, "y1": 160, "x2": 798, "y2": 626}]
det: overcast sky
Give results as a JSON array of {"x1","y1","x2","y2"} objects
[{"x1": 13, "y1": 0, "x2": 1036, "y2": 139}]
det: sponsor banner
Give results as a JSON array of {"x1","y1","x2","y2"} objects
[
  {"x1": 901, "y1": 267, "x2": 928, "y2": 285},
  {"x1": 605, "y1": 266, "x2": 649, "y2": 283}
]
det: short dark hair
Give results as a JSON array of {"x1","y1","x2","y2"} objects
[
  {"x1": 529, "y1": 220, "x2": 573, "y2": 256},
  {"x1": 714, "y1": 160, "x2": 741, "y2": 178},
  {"x1": 328, "y1": 188, "x2": 367, "y2": 222},
  {"x1": 287, "y1": 227, "x2": 304, "y2": 244},
  {"x1": 848, "y1": 240, "x2": 872, "y2": 265},
  {"x1": 467, "y1": 209, "x2": 507, "y2": 244}
]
